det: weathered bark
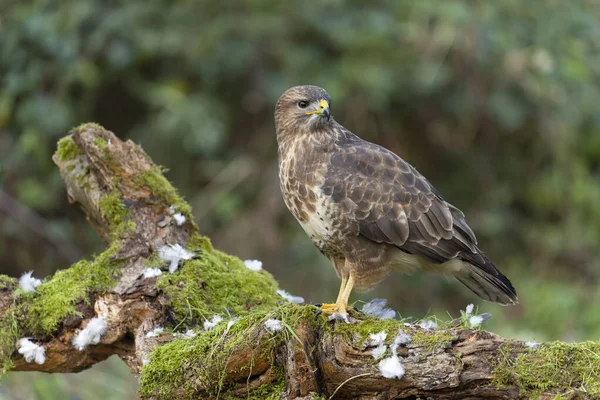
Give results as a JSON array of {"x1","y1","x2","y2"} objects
[{"x1": 0, "y1": 124, "x2": 597, "y2": 400}]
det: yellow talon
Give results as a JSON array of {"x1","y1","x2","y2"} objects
[{"x1": 319, "y1": 303, "x2": 345, "y2": 316}]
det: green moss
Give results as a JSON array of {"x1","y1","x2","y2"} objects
[
  {"x1": 0, "y1": 312, "x2": 17, "y2": 378},
  {"x1": 20, "y1": 243, "x2": 120, "y2": 336},
  {"x1": 144, "y1": 252, "x2": 166, "y2": 269},
  {"x1": 0, "y1": 275, "x2": 16, "y2": 290},
  {"x1": 98, "y1": 191, "x2": 135, "y2": 239},
  {"x1": 55, "y1": 136, "x2": 83, "y2": 161},
  {"x1": 187, "y1": 232, "x2": 214, "y2": 253},
  {"x1": 0, "y1": 281, "x2": 18, "y2": 378},
  {"x1": 236, "y1": 379, "x2": 285, "y2": 400},
  {"x1": 411, "y1": 329, "x2": 455, "y2": 351},
  {"x1": 95, "y1": 137, "x2": 108, "y2": 149},
  {"x1": 156, "y1": 249, "x2": 279, "y2": 324},
  {"x1": 0, "y1": 275, "x2": 18, "y2": 377},
  {"x1": 138, "y1": 167, "x2": 192, "y2": 220},
  {"x1": 493, "y1": 341, "x2": 600, "y2": 398}
]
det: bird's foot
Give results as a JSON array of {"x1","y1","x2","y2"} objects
[
  {"x1": 314, "y1": 303, "x2": 355, "y2": 323},
  {"x1": 316, "y1": 303, "x2": 342, "y2": 316}
]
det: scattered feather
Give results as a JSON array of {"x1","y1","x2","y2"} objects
[
  {"x1": 173, "y1": 213, "x2": 186, "y2": 226},
  {"x1": 466, "y1": 309, "x2": 491, "y2": 328},
  {"x1": 166, "y1": 205, "x2": 185, "y2": 224},
  {"x1": 465, "y1": 304, "x2": 474, "y2": 316},
  {"x1": 184, "y1": 329, "x2": 197, "y2": 338},
  {"x1": 18, "y1": 338, "x2": 45, "y2": 364},
  {"x1": 328, "y1": 313, "x2": 349, "y2": 323},
  {"x1": 142, "y1": 358, "x2": 150, "y2": 366},
  {"x1": 243, "y1": 259, "x2": 263, "y2": 271},
  {"x1": 378, "y1": 330, "x2": 407, "y2": 379},
  {"x1": 361, "y1": 298, "x2": 396, "y2": 319},
  {"x1": 369, "y1": 331, "x2": 387, "y2": 346},
  {"x1": 525, "y1": 341, "x2": 540, "y2": 349},
  {"x1": 203, "y1": 315, "x2": 223, "y2": 331},
  {"x1": 72, "y1": 317, "x2": 107, "y2": 351},
  {"x1": 145, "y1": 327, "x2": 164, "y2": 338},
  {"x1": 479, "y1": 313, "x2": 492, "y2": 322},
  {"x1": 392, "y1": 329, "x2": 412, "y2": 347},
  {"x1": 158, "y1": 243, "x2": 194, "y2": 273},
  {"x1": 142, "y1": 268, "x2": 162, "y2": 278},
  {"x1": 174, "y1": 329, "x2": 198, "y2": 338},
  {"x1": 264, "y1": 318, "x2": 282, "y2": 333},
  {"x1": 225, "y1": 318, "x2": 239, "y2": 333},
  {"x1": 276, "y1": 289, "x2": 304, "y2": 304},
  {"x1": 468, "y1": 315, "x2": 484, "y2": 328},
  {"x1": 369, "y1": 332, "x2": 388, "y2": 359},
  {"x1": 418, "y1": 319, "x2": 438, "y2": 330},
  {"x1": 371, "y1": 344, "x2": 387, "y2": 359},
  {"x1": 19, "y1": 271, "x2": 42, "y2": 293},
  {"x1": 378, "y1": 355, "x2": 404, "y2": 379}
]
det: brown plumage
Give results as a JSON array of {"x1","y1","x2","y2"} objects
[{"x1": 275, "y1": 85, "x2": 517, "y2": 317}]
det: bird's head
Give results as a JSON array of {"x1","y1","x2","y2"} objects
[{"x1": 274, "y1": 85, "x2": 333, "y2": 137}]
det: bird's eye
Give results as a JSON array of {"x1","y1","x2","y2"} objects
[{"x1": 297, "y1": 100, "x2": 309, "y2": 109}]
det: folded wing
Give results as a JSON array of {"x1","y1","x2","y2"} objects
[{"x1": 323, "y1": 137, "x2": 517, "y2": 304}]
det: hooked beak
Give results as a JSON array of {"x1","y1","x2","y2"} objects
[
  {"x1": 321, "y1": 104, "x2": 331, "y2": 121},
  {"x1": 306, "y1": 99, "x2": 331, "y2": 121}
]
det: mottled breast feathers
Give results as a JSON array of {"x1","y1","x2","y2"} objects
[{"x1": 322, "y1": 132, "x2": 480, "y2": 265}]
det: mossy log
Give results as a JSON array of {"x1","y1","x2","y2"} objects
[{"x1": 0, "y1": 124, "x2": 598, "y2": 399}]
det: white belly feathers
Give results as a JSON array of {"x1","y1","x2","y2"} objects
[{"x1": 298, "y1": 189, "x2": 336, "y2": 246}]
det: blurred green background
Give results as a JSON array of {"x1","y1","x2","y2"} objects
[{"x1": 1, "y1": 0, "x2": 600, "y2": 398}]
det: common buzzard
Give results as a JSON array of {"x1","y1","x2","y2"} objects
[{"x1": 275, "y1": 85, "x2": 517, "y2": 317}]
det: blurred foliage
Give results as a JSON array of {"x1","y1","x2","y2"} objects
[
  {"x1": 1, "y1": 0, "x2": 600, "y2": 397},
  {"x1": 0, "y1": 357, "x2": 137, "y2": 399}
]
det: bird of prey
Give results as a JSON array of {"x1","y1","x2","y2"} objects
[{"x1": 275, "y1": 85, "x2": 517, "y2": 318}]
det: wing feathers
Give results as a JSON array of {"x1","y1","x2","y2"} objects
[
  {"x1": 375, "y1": 215, "x2": 409, "y2": 245},
  {"x1": 429, "y1": 201, "x2": 454, "y2": 231}
]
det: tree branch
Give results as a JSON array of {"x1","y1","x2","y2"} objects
[{"x1": 0, "y1": 123, "x2": 597, "y2": 399}]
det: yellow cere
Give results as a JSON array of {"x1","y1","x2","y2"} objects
[{"x1": 305, "y1": 99, "x2": 330, "y2": 115}]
